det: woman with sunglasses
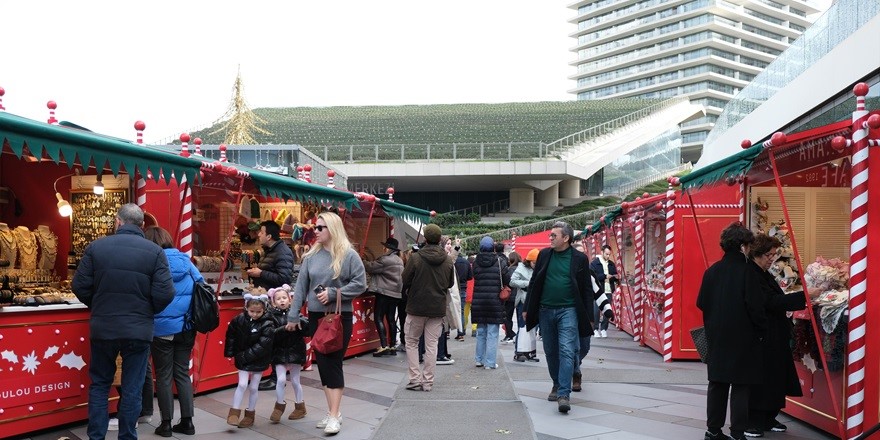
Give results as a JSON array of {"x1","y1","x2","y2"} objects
[
  {"x1": 743, "y1": 233, "x2": 806, "y2": 438},
  {"x1": 286, "y1": 212, "x2": 366, "y2": 435}
]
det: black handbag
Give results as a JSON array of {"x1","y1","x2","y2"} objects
[{"x1": 690, "y1": 326, "x2": 709, "y2": 363}]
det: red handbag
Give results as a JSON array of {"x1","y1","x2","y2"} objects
[
  {"x1": 312, "y1": 290, "x2": 344, "y2": 354},
  {"x1": 499, "y1": 265, "x2": 511, "y2": 301}
]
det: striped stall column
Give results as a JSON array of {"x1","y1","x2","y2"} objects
[
  {"x1": 178, "y1": 175, "x2": 193, "y2": 256},
  {"x1": 844, "y1": 83, "x2": 872, "y2": 440},
  {"x1": 631, "y1": 215, "x2": 645, "y2": 342},
  {"x1": 386, "y1": 187, "x2": 395, "y2": 239},
  {"x1": 739, "y1": 178, "x2": 746, "y2": 223},
  {"x1": 134, "y1": 121, "x2": 147, "y2": 208},
  {"x1": 219, "y1": 144, "x2": 228, "y2": 162},
  {"x1": 327, "y1": 170, "x2": 336, "y2": 188},
  {"x1": 0, "y1": 87, "x2": 6, "y2": 111},
  {"x1": 47, "y1": 101, "x2": 58, "y2": 124},
  {"x1": 511, "y1": 232, "x2": 517, "y2": 252},
  {"x1": 612, "y1": 222, "x2": 625, "y2": 319},
  {"x1": 662, "y1": 180, "x2": 678, "y2": 361}
]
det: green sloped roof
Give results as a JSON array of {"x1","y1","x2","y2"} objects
[
  {"x1": 0, "y1": 112, "x2": 203, "y2": 184},
  {"x1": 233, "y1": 164, "x2": 359, "y2": 209},
  {"x1": 192, "y1": 99, "x2": 666, "y2": 146},
  {"x1": 679, "y1": 143, "x2": 764, "y2": 189},
  {"x1": 378, "y1": 199, "x2": 432, "y2": 224}
]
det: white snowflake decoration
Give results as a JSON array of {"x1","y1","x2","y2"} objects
[
  {"x1": 57, "y1": 351, "x2": 86, "y2": 370},
  {"x1": 22, "y1": 351, "x2": 40, "y2": 375},
  {"x1": 44, "y1": 346, "x2": 59, "y2": 359},
  {"x1": 1, "y1": 350, "x2": 17, "y2": 364}
]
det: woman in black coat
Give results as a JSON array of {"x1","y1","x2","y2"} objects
[
  {"x1": 696, "y1": 222, "x2": 768, "y2": 440},
  {"x1": 471, "y1": 236, "x2": 506, "y2": 369},
  {"x1": 745, "y1": 234, "x2": 806, "y2": 436}
]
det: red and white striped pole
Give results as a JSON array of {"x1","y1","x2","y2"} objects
[
  {"x1": 219, "y1": 144, "x2": 228, "y2": 162},
  {"x1": 386, "y1": 187, "x2": 395, "y2": 239},
  {"x1": 47, "y1": 101, "x2": 58, "y2": 124},
  {"x1": 631, "y1": 212, "x2": 645, "y2": 342},
  {"x1": 296, "y1": 166, "x2": 304, "y2": 181},
  {"x1": 662, "y1": 178, "x2": 679, "y2": 361},
  {"x1": 837, "y1": 83, "x2": 880, "y2": 440},
  {"x1": 612, "y1": 219, "x2": 625, "y2": 324},
  {"x1": 134, "y1": 121, "x2": 147, "y2": 208},
  {"x1": 193, "y1": 137, "x2": 202, "y2": 156},
  {"x1": 179, "y1": 133, "x2": 191, "y2": 158},
  {"x1": 303, "y1": 164, "x2": 312, "y2": 183},
  {"x1": 178, "y1": 173, "x2": 194, "y2": 257},
  {"x1": 0, "y1": 87, "x2": 6, "y2": 111},
  {"x1": 327, "y1": 170, "x2": 336, "y2": 188},
  {"x1": 511, "y1": 231, "x2": 517, "y2": 253}
]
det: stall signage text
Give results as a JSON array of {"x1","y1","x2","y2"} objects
[{"x1": 0, "y1": 372, "x2": 81, "y2": 407}]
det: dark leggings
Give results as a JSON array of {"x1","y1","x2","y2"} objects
[
  {"x1": 308, "y1": 311, "x2": 353, "y2": 389},
  {"x1": 707, "y1": 381, "x2": 749, "y2": 435},
  {"x1": 373, "y1": 294, "x2": 400, "y2": 348},
  {"x1": 397, "y1": 295, "x2": 408, "y2": 343}
]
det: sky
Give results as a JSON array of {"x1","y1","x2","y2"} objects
[{"x1": 2, "y1": 1, "x2": 574, "y2": 143}]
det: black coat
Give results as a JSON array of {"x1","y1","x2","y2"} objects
[
  {"x1": 268, "y1": 307, "x2": 307, "y2": 365},
  {"x1": 589, "y1": 256, "x2": 618, "y2": 292},
  {"x1": 454, "y1": 254, "x2": 473, "y2": 294},
  {"x1": 750, "y1": 262, "x2": 806, "y2": 410},
  {"x1": 253, "y1": 240, "x2": 295, "y2": 290},
  {"x1": 525, "y1": 247, "x2": 596, "y2": 337},
  {"x1": 224, "y1": 311, "x2": 276, "y2": 372},
  {"x1": 72, "y1": 224, "x2": 175, "y2": 342},
  {"x1": 696, "y1": 251, "x2": 768, "y2": 384},
  {"x1": 471, "y1": 252, "x2": 505, "y2": 324}
]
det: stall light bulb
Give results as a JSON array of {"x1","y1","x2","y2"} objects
[
  {"x1": 93, "y1": 181, "x2": 105, "y2": 195},
  {"x1": 56, "y1": 192, "x2": 73, "y2": 217}
]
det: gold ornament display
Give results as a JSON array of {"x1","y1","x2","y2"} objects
[
  {"x1": 0, "y1": 225, "x2": 16, "y2": 265},
  {"x1": 35, "y1": 225, "x2": 59, "y2": 271},
  {"x1": 13, "y1": 227, "x2": 37, "y2": 271}
]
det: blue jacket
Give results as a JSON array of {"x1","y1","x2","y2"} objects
[
  {"x1": 72, "y1": 224, "x2": 175, "y2": 342},
  {"x1": 154, "y1": 248, "x2": 204, "y2": 337}
]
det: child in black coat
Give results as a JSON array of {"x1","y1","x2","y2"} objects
[
  {"x1": 266, "y1": 285, "x2": 309, "y2": 423},
  {"x1": 224, "y1": 293, "x2": 275, "y2": 428}
]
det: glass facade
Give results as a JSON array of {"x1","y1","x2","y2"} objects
[{"x1": 603, "y1": 127, "x2": 683, "y2": 193}]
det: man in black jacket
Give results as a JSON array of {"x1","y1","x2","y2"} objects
[
  {"x1": 525, "y1": 221, "x2": 595, "y2": 414},
  {"x1": 589, "y1": 245, "x2": 618, "y2": 337},
  {"x1": 73, "y1": 203, "x2": 175, "y2": 440},
  {"x1": 247, "y1": 220, "x2": 295, "y2": 390},
  {"x1": 453, "y1": 242, "x2": 473, "y2": 340}
]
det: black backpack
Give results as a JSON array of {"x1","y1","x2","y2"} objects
[{"x1": 188, "y1": 272, "x2": 219, "y2": 334}]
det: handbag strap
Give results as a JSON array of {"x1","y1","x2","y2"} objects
[{"x1": 326, "y1": 287, "x2": 342, "y2": 315}]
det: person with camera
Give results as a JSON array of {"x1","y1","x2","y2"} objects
[{"x1": 286, "y1": 212, "x2": 365, "y2": 435}]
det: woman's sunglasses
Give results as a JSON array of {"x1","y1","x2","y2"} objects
[{"x1": 315, "y1": 225, "x2": 327, "y2": 232}]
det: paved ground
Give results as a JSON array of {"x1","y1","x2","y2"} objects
[{"x1": 24, "y1": 325, "x2": 836, "y2": 440}]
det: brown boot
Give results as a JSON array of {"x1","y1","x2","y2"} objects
[
  {"x1": 269, "y1": 401, "x2": 286, "y2": 423},
  {"x1": 288, "y1": 401, "x2": 307, "y2": 420},
  {"x1": 226, "y1": 408, "x2": 241, "y2": 426},
  {"x1": 572, "y1": 372, "x2": 583, "y2": 392},
  {"x1": 238, "y1": 409, "x2": 255, "y2": 428}
]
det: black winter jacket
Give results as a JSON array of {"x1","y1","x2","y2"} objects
[
  {"x1": 72, "y1": 224, "x2": 175, "y2": 342},
  {"x1": 224, "y1": 311, "x2": 276, "y2": 372},
  {"x1": 268, "y1": 307, "x2": 307, "y2": 365},
  {"x1": 525, "y1": 247, "x2": 596, "y2": 337},
  {"x1": 471, "y1": 252, "x2": 505, "y2": 325},
  {"x1": 589, "y1": 256, "x2": 618, "y2": 293},
  {"x1": 454, "y1": 254, "x2": 473, "y2": 295},
  {"x1": 253, "y1": 240, "x2": 295, "y2": 290}
]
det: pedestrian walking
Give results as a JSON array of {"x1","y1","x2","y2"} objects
[
  {"x1": 266, "y1": 285, "x2": 309, "y2": 423},
  {"x1": 224, "y1": 294, "x2": 275, "y2": 429},
  {"x1": 472, "y1": 236, "x2": 507, "y2": 370}
]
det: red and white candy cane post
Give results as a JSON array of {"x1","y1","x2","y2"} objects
[
  {"x1": 47, "y1": 100, "x2": 58, "y2": 124},
  {"x1": 327, "y1": 170, "x2": 336, "y2": 188},
  {"x1": 631, "y1": 209, "x2": 645, "y2": 342},
  {"x1": 134, "y1": 121, "x2": 148, "y2": 208},
  {"x1": 829, "y1": 83, "x2": 880, "y2": 440},
  {"x1": 0, "y1": 86, "x2": 5, "y2": 111},
  {"x1": 386, "y1": 187, "x2": 395, "y2": 238},
  {"x1": 662, "y1": 178, "x2": 678, "y2": 361}
]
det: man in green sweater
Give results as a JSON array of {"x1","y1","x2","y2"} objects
[{"x1": 524, "y1": 221, "x2": 595, "y2": 414}]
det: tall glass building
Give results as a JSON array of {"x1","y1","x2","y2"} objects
[{"x1": 568, "y1": 0, "x2": 825, "y2": 163}]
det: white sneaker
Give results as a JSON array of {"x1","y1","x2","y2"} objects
[
  {"x1": 138, "y1": 415, "x2": 152, "y2": 424},
  {"x1": 600, "y1": 330, "x2": 607, "y2": 338},
  {"x1": 107, "y1": 418, "x2": 138, "y2": 430},
  {"x1": 317, "y1": 412, "x2": 342, "y2": 429},
  {"x1": 593, "y1": 330, "x2": 601, "y2": 337},
  {"x1": 323, "y1": 415, "x2": 342, "y2": 434}
]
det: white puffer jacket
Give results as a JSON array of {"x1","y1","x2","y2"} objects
[{"x1": 508, "y1": 262, "x2": 533, "y2": 306}]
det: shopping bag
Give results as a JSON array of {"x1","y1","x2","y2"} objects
[
  {"x1": 515, "y1": 326, "x2": 536, "y2": 354},
  {"x1": 690, "y1": 326, "x2": 709, "y2": 363}
]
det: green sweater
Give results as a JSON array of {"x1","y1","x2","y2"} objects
[{"x1": 540, "y1": 247, "x2": 575, "y2": 308}]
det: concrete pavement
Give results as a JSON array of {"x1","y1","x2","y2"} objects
[{"x1": 23, "y1": 325, "x2": 836, "y2": 440}]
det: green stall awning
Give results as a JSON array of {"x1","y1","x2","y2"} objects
[
  {"x1": 378, "y1": 199, "x2": 432, "y2": 224},
  {"x1": 236, "y1": 165, "x2": 359, "y2": 209},
  {"x1": 0, "y1": 112, "x2": 203, "y2": 184},
  {"x1": 679, "y1": 143, "x2": 764, "y2": 190}
]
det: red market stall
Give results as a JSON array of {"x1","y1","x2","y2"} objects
[{"x1": 675, "y1": 82, "x2": 880, "y2": 438}]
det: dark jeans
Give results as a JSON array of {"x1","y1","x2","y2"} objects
[
  {"x1": 88, "y1": 339, "x2": 151, "y2": 440},
  {"x1": 457, "y1": 293, "x2": 467, "y2": 337},
  {"x1": 707, "y1": 381, "x2": 749, "y2": 436},
  {"x1": 418, "y1": 326, "x2": 449, "y2": 360},
  {"x1": 152, "y1": 330, "x2": 196, "y2": 421},
  {"x1": 397, "y1": 296, "x2": 408, "y2": 344},
  {"x1": 374, "y1": 294, "x2": 399, "y2": 348},
  {"x1": 503, "y1": 298, "x2": 516, "y2": 339},
  {"x1": 115, "y1": 358, "x2": 154, "y2": 418}
]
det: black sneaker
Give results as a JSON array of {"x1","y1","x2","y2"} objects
[
  {"x1": 257, "y1": 378, "x2": 276, "y2": 391},
  {"x1": 744, "y1": 428, "x2": 763, "y2": 437},
  {"x1": 704, "y1": 430, "x2": 731, "y2": 440},
  {"x1": 767, "y1": 421, "x2": 787, "y2": 432}
]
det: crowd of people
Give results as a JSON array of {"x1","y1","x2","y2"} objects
[{"x1": 71, "y1": 204, "x2": 803, "y2": 439}]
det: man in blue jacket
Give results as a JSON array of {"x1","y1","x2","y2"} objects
[{"x1": 73, "y1": 203, "x2": 175, "y2": 440}]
